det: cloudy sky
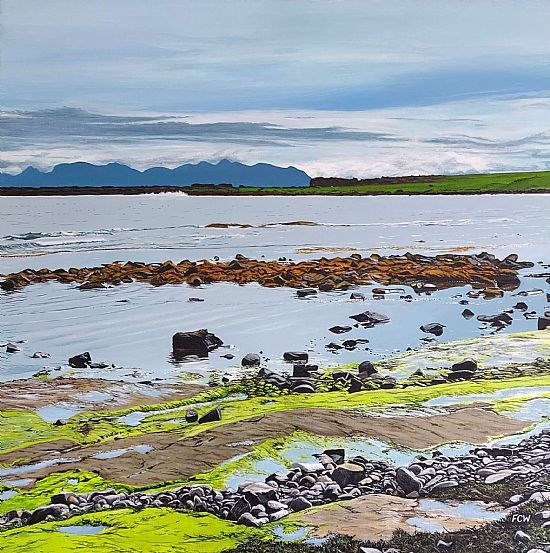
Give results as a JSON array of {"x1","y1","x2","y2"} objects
[{"x1": 1, "y1": 0, "x2": 550, "y2": 176}]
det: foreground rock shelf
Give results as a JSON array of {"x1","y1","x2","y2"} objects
[
  {"x1": 0, "y1": 252, "x2": 532, "y2": 292},
  {"x1": 1, "y1": 429, "x2": 548, "y2": 532}
]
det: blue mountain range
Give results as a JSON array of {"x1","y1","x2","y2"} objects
[{"x1": 0, "y1": 160, "x2": 311, "y2": 188}]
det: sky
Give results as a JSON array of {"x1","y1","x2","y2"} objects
[{"x1": 1, "y1": 0, "x2": 550, "y2": 177}]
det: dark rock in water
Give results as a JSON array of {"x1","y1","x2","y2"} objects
[
  {"x1": 448, "y1": 370, "x2": 476, "y2": 381},
  {"x1": 349, "y1": 311, "x2": 390, "y2": 325},
  {"x1": 54, "y1": 419, "x2": 67, "y2": 426},
  {"x1": 420, "y1": 323, "x2": 445, "y2": 336},
  {"x1": 185, "y1": 409, "x2": 198, "y2": 423},
  {"x1": 328, "y1": 325, "x2": 352, "y2": 334},
  {"x1": 6, "y1": 343, "x2": 21, "y2": 354},
  {"x1": 292, "y1": 364, "x2": 318, "y2": 378},
  {"x1": 342, "y1": 340, "x2": 358, "y2": 349},
  {"x1": 198, "y1": 407, "x2": 221, "y2": 424},
  {"x1": 297, "y1": 288, "x2": 317, "y2": 298},
  {"x1": 188, "y1": 297, "x2": 205, "y2": 302},
  {"x1": 461, "y1": 309, "x2": 475, "y2": 319},
  {"x1": 325, "y1": 342, "x2": 344, "y2": 350},
  {"x1": 221, "y1": 353, "x2": 235, "y2": 359},
  {"x1": 68, "y1": 352, "x2": 92, "y2": 368},
  {"x1": 241, "y1": 353, "x2": 261, "y2": 366},
  {"x1": 31, "y1": 351, "x2": 50, "y2": 359},
  {"x1": 288, "y1": 496, "x2": 312, "y2": 512},
  {"x1": 349, "y1": 292, "x2": 365, "y2": 300},
  {"x1": 323, "y1": 448, "x2": 345, "y2": 465},
  {"x1": 172, "y1": 329, "x2": 223, "y2": 358},
  {"x1": 523, "y1": 311, "x2": 538, "y2": 319},
  {"x1": 513, "y1": 302, "x2": 528, "y2": 311},
  {"x1": 396, "y1": 467, "x2": 423, "y2": 494},
  {"x1": 331, "y1": 463, "x2": 365, "y2": 487},
  {"x1": 538, "y1": 317, "x2": 550, "y2": 331},
  {"x1": 477, "y1": 313, "x2": 513, "y2": 327},
  {"x1": 283, "y1": 351, "x2": 308, "y2": 363},
  {"x1": 451, "y1": 359, "x2": 477, "y2": 372},
  {"x1": 358, "y1": 361, "x2": 377, "y2": 376},
  {"x1": 400, "y1": 294, "x2": 413, "y2": 302},
  {"x1": 0, "y1": 279, "x2": 17, "y2": 291},
  {"x1": 458, "y1": 299, "x2": 469, "y2": 305}
]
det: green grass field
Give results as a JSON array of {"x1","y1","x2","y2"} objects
[{"x1": 238, "y1": 170, "x2": 550, "y2": 195}]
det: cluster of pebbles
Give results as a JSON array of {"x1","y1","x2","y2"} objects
[{"x1": 1, "y1": 429, "x2": 548, "y2": 533}]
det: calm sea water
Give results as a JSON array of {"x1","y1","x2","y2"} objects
[{"x1": 1, "y1": 194, "x2": 549, "y2": 383}]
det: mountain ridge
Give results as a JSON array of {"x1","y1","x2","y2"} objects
[{"x1": 0, "y1": 160, "x2": 311, "y2": 188}]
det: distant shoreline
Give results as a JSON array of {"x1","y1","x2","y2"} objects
[
  {"x1": 1, "y1": 169, "x2": 550, "y2": 196},
  {"x1": 1, "y1": 186, "x2": 550, "y2": 197}
]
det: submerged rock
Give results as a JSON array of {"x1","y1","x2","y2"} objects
[
  {"x1": 349, "y1": 311, "x2": 390, "y2": 325},
  {"x1": 420, "y1": 323, "x2": 445, "y2": 336}
]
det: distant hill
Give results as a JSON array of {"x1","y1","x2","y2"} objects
[{"x1": 0, "y1": 160, "x2": 311, "y2": 188}]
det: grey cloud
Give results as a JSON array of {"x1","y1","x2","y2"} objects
[{"x1": 0, "y1": 107, "x2": 400, "y2": 146}]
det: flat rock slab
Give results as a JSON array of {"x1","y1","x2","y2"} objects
[
  {"x1": 294, "y1": 494, "x2": 507, "y2": 541},
  {"x1": 0, "y1": 378, "x2": 205, "y2": 412},
  {"x1": 0, "y1": 407, "x2": 528, "y2": 487}
]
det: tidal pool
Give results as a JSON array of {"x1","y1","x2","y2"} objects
[{"x1": 58, "y1": 525, "x2": 107, "y2": 535}]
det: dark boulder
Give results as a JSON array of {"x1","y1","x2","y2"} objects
[
  {"x1": 451, "y1": 359, "x2": 478, "y2": 372},
  {"x1": 447, "y1": 370, "x2": 476, "y2": 381},
  {"x1": 172, "y1": 329, "x2": 223, "y2": 358},
  {"x1": 27, "y1": 504, "x2": 69, "y2": 525},
  {"x1": 288, "y1": 496, "x2": 312, "y2": 512},
  {"x1": 68, "y1": 352, "x2": 92, "y2": 368},
  {"x1": 331, "y1": 462, "x2": 365, "y2": 487},
  {"x1": 513, "y1": 302, "x2": 528, "y2": 311},
  {"x1": 185, "y1": 409, "x2": 198, "y2": 423},
  {"x1": 292, "y1": 364, "x2": 318, "y2": 377},
  {"x1": 283, "y1": 351, "x2": 308, "y2": 363},
  {"x1": 241, "y1": 353, "x2": 261, "y2": 366},
  {"x1": 396, "y1": 467, "x2": 423, "y2": 495},
  {"x1": 292, "y1": 383, "x2": 316, "y2": 393},
  {"x1": 6, "y1": 343, "x2": 21, "y2": 354},
  {"x1": 461, "y1": 309, "x2": 475, "y2": 319},
  {"x1": 240, "y1": 482, "x2": 277, "y2": 506},
  {"x1": 358, "y1": 361, "x2": 377, "y2": 376},
  {"x1": 420, "y1": 323, "x2": 445, "y2": 336},
  {"x1": 198, "y1": 407, "x2": 222, "y2": 424},
  {"x1": 349, "y1": 292, "x2": 365, "y2": 300},
  {"x1": 323, "y1": 448, "x2": 345, "y2": 465},
  {"x1": 538, "y1": 317, "x2": 550, "y2": 331},
  {"x1": 0, "y1": 280, "x2": 16, "y2": 292}
]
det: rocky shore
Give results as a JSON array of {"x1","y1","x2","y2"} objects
[
  {"x1": 1, "y1": 429, "x2": 548, "y2": 534},
  {"x1": 0, "y1": 252, "x2": 532, "y2": 292}
]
